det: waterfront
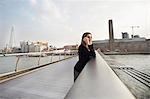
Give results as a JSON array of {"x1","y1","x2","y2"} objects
[{"x1": 108, "y1": 54, "x2": 150, "y2": 99}]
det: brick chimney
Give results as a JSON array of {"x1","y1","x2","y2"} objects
[{"x1": 109, "y1": 19, "x2": 114, "y2": 51}]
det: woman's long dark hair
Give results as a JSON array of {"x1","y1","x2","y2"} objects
[{"x1": 81, "y1": 32, "x2": 91, "y2": 47}]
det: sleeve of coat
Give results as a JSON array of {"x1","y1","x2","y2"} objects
[{"x1": 88, "y1": 44, "x2": 96, "y2": 58}]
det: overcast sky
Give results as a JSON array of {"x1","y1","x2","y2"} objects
[{"x1": 0, "y1": 0, "x2": 150, "y2": 48}]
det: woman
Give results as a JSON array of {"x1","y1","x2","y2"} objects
[{"x1": 74, "y1": 32, "x2": 96, "y2": 82}]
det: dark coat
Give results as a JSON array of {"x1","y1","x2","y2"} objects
[{"x1": 74, "y1": 44, "x2": 96, "y2": 72}]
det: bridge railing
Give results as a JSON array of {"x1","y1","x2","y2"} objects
[
  {"x1": 65, "y1": 51, "x2": 135, "y2": 99},
  {"x1": 0, "y1": 50, "x2": 77, "y2": 76}
]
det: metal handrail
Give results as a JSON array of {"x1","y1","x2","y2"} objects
[
  {"x1": 1, "y1": 51, "x2": 77, "y2": 75},
  {"x1": 65, "y1": 51, "x2": 135, "y2": 99}
]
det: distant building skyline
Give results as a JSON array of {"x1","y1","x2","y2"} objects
[
  {"x1": 20, "y1": 41, "x2": 48, "y2": 53},
  {"x1": 0, "y1": 0, "x2": 150, "y2": 48}
]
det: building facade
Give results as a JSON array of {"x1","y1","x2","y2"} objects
[
  {"x1": 93, "y1": 38, "x2": 150, "y2": 53},
  {"x1": 64, "y1": 44, "x2": 78, "y2": 50},
  {"x1": 20, "y1": 41, "x2": 48, "y2": 52},
  {"x1": 20, "y1": 41, "x2": 29, "y2": 53}
]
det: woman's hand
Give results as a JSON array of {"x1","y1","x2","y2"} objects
[
  {"x1": 89, "y1": 39, "x2": 92, "y2": 45},
  {"x1": 83, "y1": 37, "x2": 90, "y2": 45}
]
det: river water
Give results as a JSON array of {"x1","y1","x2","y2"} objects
[
  {"x1": 108, "y1": 54, "x2": 150, "y2": 74},
  {"x1": 108, "y1": 54, "x2": 150, "y2": 99},
  {"x1": 0, "y1": 55, "x2": 68, "y2": 74}
]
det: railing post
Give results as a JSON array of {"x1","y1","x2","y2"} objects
[
  {"x1": 38, "y1": 53, "x2": 41, "y2": 66},
  {"x1": 70, "y1": 53, "x2": 71, "y2": 58},
  {"x1": 51, "y1": 53, "x2": 53, "y2": 62},
  {"x1": 64, "y1": 53, "x2": 66, "y2": 59},
  {"x1": 59, "y1": 53, "x2": 61, "y2": 60},
  {"x1": 15, "y1": 56, "x2": 20, "y2": 72}
]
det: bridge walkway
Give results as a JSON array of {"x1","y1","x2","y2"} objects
[
  {"x1": 0, "y1": 57, "x2": 77, "y2": 99},
  {"x1": 0, "y1": 52, "x2": 135, "y2": 99}
]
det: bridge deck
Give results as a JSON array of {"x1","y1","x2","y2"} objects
[
  {"x1": 0, "y1": 52, "x2": 136, "y2": 99},
  {"x1": 0, "y1": 57, "x2": 77, "y2": 99}
]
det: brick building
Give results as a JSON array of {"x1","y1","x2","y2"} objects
[{"x1": 93, "y1": 20, "x2": 150, "y2": 53}]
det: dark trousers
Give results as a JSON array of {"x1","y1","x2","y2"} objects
[{"x1": 74, "y1": 69, "x2": 80, "y2": 82}]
